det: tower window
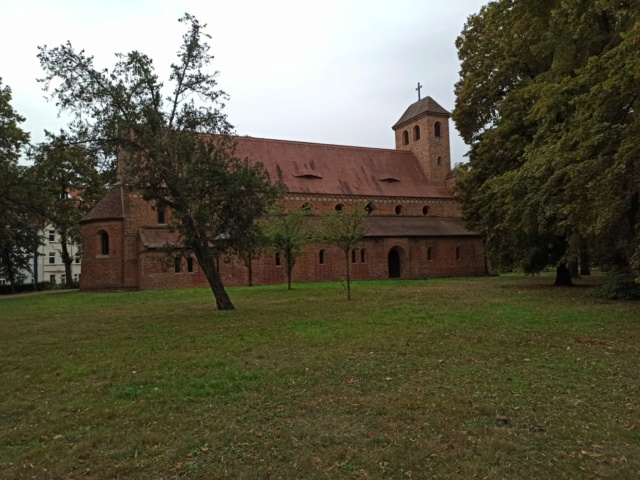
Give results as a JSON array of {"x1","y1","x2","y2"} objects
[
  {"x1": 402, "y1": 130, "x2": 409, "y2": 145},
  {"x1": 423, "y1": 205, "x2": 430, "y2": 216},
  {"x1": 100, "y1": 232, "x2": 109, "y2": 256},
  {"x1": 413, "y1": 125, "x2": 420, "y2": 140},
  {"x1": 435, "y1": 122, "x2": 442, "y2": 138},
  {"x1": 157, "y1": 205, "x2": 165, "y2": 224},
  {"x1": 437, "y1": 157, "x2": 443, "y2": 166},
  {"x1": 319, "y1": 249, "x2": 325, "y2": 265},
  {"x1": 395, "y1": 205, "x2": 403, "y2": 215}
]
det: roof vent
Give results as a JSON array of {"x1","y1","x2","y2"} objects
[
  {"x1": 379, "y1": 177, "x2": 400, "y2": 183},
  {"x1": 294, "y1": 172, "x2": 323, "y2": 179}
]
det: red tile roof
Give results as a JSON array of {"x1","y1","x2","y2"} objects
[
  {"x1": 80, "y1": 185, "x2": 124, "y2": 223},
  {"x1": 392, "y1": 96, "x2": 450, "y2": 130},
  {"x1": 139, "y1": 228, "x2": 181, "y2": 248},
  {"x1": 234, "y1": 137, "x2": 453, "y2": 199},
  {"x1": 365, "y1": 217, "x2": 479, "y2": 237}
]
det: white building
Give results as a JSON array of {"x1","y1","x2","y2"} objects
[{"x1": 43, "y1": 227, "x2": 82, "y2": 284}]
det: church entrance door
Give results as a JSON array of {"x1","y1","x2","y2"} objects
[{"x1": 388, "y1": 248, "x2": 402, "y2": 278}]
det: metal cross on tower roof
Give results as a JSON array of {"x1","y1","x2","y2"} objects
[{"x1": 416, "y1": 82, "x2": 423, "y2": 101}]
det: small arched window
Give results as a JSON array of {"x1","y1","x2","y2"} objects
[
  {"x1": 434, "y1": 122, "x2": 442, "y2": 138},
  {"x1": 100, "y1": 232, "x2": 109, "y2": 256},
  {"x1": 157, "y1": 205, "x2": 165, "y2": 224},
  {"x1": 335, "y1": 203, "x2": 345, "y2": 212},
  {"x1": 437, "y1": 157, "x2": 443, "y2": 166},
  {"x1": 402, "y1": 130, "x2": 409, "y2": 145},
  {"x1": 413, "y1": 125, "x2": 420, "y2": 140},
  {"x1": 427, "y1": 247, "x2": 433, "y2": 261},
  {"x1": 187, "y1": 258, "x2": 194, "y2": 272},
  {"x1": 456, "y1": 247, "x2": 461, "y2": 260},
  {"x1": 360, "y1": 249, "x2": 366, "y2": 263},
  {"x1": 174, "y1": 257, "x2": 181, "y2": 273},
  {"x1": 351, "y1": 249, "x2": 357, "y2": 263},
  {"x1": 395, "y1": 205, "x2": 403, "y2": 216},
  {"x1": 275, "y1": 253, "x2": 281, "y2": 266},
  {"x1": 422, "y1": 205, "x2": 430, "y2": 216},
  {"x1": 319, "y1": 249, "x2": 325, "y2": 265}
]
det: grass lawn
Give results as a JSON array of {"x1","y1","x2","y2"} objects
[{"x1": 1, "y1": 275, "x2": 639, "y2": 479}]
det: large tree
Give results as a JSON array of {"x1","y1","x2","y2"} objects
[
  {"x1": 320, "y1": 208, "x2": 367, "y2": 300},
  {"x1": 31, "y1": 132, "x2": 107, "y2": 287},
  {"x1": 454, "y1": 0, "x2": 640, "y2": 285},
  {"x1": 0, "y1": 79, "x2": 42, "y2": 292},
  {"x1": 38, "y1": 14, "x2": 277, "y2": 309}
]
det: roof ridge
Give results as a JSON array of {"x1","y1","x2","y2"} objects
[{"x1": 234, "y1": 135, "x2": 411, "y2": 155}]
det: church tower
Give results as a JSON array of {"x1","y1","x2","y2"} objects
[{"x1": 392, "y1": 96, "x2": 451, "y2": 187}]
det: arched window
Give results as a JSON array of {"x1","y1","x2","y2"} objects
[
  {"x1": 157, "y1": 205, "x2": 165, "y2": 224},
  {"x1": 437, "y1": 156, "x2": 443, "y2": 166},
  {"x1": 360, "y1": 249, "x2": 366, "y2": 263},
  {"x1": 364, "y1": 202, "x2": 375, "y2": 215},
  {"x1": 100, "y1": 231, "x2": 109, "y2": 256},
  {"x1": 275, "y1": 253, "x2": 281, "y2": 266},
  {"x1": 456, "y1": 247, "x2": 461, "y2": 260},
  {"x1": 427, "y1": 247, "x2": 433, "y2": 261},
  {"x1": 301, "y1": 202, "x2": 312, "y2": 214},
  {"x1": 351, "y1": 249, "x2": 357, "y2": 263},
  {"x1": 319, "y1": 249, "x2": 325, "y2": 265},
  {"x1": 395, "y1": 205, "x2": 403, "y2": 216},
  {"x1": 422, "y1": 205, "x2": 430, "y2": 216},
  {"x1": 434, "y1": 122, "x2": 441, "y2": 138},
  {"x1": 402, "y1": 130, "x2": 409, "y2": 145},
  {"x1": 187, "y1": 258, "x2": 194, "y2": 272},
  {"x1": 335, "y1": 203, "x2": 345, "y2": 212},
  {"x1": 413, "y1": 125, "x2": 420, "y2": 141},
  {"x1": 174, "y1": 257, "x2": 181, "y2": 273}
]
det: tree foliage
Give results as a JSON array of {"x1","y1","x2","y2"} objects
[
  {"x1": 38, "y1": 14, "x2": 277, "y2": 309},
  {"x1": 31, "y1": 132, "x2": 107, "y2": 287},
  {"x1": 454, "y1": 0, "x2": 640, "y2": 284},
  {"x1": 0, "y1": 78, "x2": 41, "y2": 292},
  {"x1": 264, "y1": 204, "x2": 312, "y2": 290},
  {"x1": 320, "y1": 208, "x2": 367, "y2": 300}
]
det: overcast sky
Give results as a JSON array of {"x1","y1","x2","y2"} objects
[{"x1": 1, "y1": 0, "x2": 488, "y2": 164}]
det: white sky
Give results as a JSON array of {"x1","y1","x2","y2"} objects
[{"x1": 0, "y1": 0, "x2": 488, "y2": 164}]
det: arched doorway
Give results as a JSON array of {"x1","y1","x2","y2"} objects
[{"x1": 388, "y1": 247, "x2": 402, "y2": 278}]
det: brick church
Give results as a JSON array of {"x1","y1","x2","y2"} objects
[{"x1": 79, "y1": 96, "x2": 486, "y2": 291}]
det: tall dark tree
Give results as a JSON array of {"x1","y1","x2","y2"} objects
[
  {"x1": 264, "y1": 204, "x2": 312, "y2": 290},
  {"x1": 31, "y1": 132, "x2": 107, "y2": 287},
  {"x1": 320, "y1": 208, "x2": 367, "y2": 300},
  {"x1": 0, "y1": 78, "x2": 41, "y2": 292},
  {"x1": 38, "y1": 14, "x2": 277, "y2": 309},
  {"x1": 454, "y1": 0, "x2": 640, "y2": 285}
]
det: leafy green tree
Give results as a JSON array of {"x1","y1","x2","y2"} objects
[
  {"x1": 0, "y1": 78, "x2": 42, "y2": 292},
  {"x1": 38, "y1": 14, "x2": 277, "y2": 309},
  {"x1": 264, "y1": 204, "x2": 312, "y2": 290},
  {"x1": 453, "y1": 0, "x2": 640, "y2": 285},
  {"x1": 31, "y1": 132, "x2": 107, "y2": 287},
  {"x1": 320, "y1": 207, "x2": 367, "y2": 300}
]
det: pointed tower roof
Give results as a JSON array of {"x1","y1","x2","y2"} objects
[{"x1": 392, "y1": 96, "x2": 450, "y2": 130}]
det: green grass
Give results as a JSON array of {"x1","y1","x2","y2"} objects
[{"x1": 1, "y1": 275, "x2": 639, "y2": 479}]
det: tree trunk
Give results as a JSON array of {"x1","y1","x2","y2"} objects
[
  {"x1": 580, "y1": 251, "x2": 591, "y2": 276},
  {"x1": 60, "y1": 232, "x2": 73, "y2": 287},
  {"x1": 247, "y1": 258, "x2": 253, "y2": 286},
  {"x1": 345, "y1": 250, "x2": 351, "y2": 300},
  {"x1": 195, "y1": 250, "x2": 235, "y2": 310},
  {"x1": 286, "y1": 255, "x2": 293, "y2": 290},
  {"x1": 554, "y1": 263, "x2": 574, "y2": 286},
  {"x1": 33, "y1": 244, "x2": 39, "y2": 291},
  {"x1": 568, "y1": 260, "x2": 580, "y2": 279}
]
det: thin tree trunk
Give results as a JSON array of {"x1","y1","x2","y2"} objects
[
  {"x1": 60, "y1": 232, "x2": 73, "y2": 288},
  {"x1": 33, "y1": 244, "x2": 39, "y2": 291},
  {"x1": 345, "y1": 250, "x2": 351, "y2": 300},
  {"x1": 554, "y1": 263, "x2": 574, "y2": 286},
  {"x1": 195, "y1": 249, "x2": 235, "y2": 310},
  {"x1": 580, "y1": 251, "x2": 591, "y2": 276},
  {"x1": 287, "y1": 255, "x2": 293, "y2": 290},
  {"x1": 247, "y1": 257, "x2": 253, "y2": 286}
]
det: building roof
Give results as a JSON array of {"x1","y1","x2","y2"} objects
[
  {"x1": 138, "y1": 216, "x2": 478, "y2": 250},
  {"x1": 80, "y1": 185, "x2": 124, "y2": 223},
  {"x1": 365, "y1": 217, "x2": 479, "y2": 237},
  {"x1": 392, "y1": 96, "x2": 450, "y2": 130},
  {"x1": 234, "y1": 137, "x2": 453, "y2": 199}
]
